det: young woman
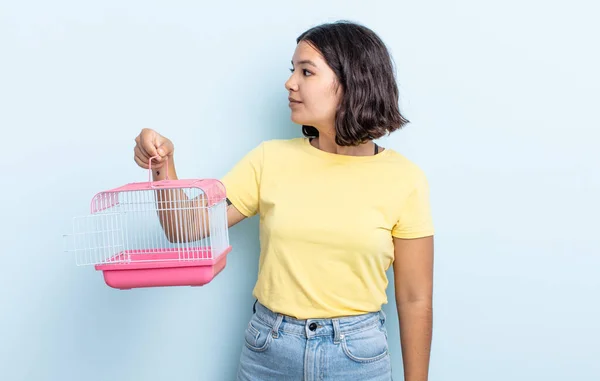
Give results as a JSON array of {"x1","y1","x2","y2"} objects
[{"x1": 134, "y1": 21, "x2": 434, "y2": 381}]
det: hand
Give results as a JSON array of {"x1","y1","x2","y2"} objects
[{"x1": 133, "y1": 128, "x2": 174, "y2": 169}]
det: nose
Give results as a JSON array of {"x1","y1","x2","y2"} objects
[{"x1": 285, "y1": 74, "x2": 298, "y2": 92}]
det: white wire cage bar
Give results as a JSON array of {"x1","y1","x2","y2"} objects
[{"x1": 64, "y1": 180, "x2": 230, "y2": 267}]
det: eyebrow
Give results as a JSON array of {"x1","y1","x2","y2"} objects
[{"x1": 291, "y1": 59, "x2": 317, "y2": 68}]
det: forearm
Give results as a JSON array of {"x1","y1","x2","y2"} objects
[
  {"x1": 152, "y1": 156, "x2": 209, "y2": 242},
  {"x1": 397, "y1": 300, "x2": 433, "y2": 381}
]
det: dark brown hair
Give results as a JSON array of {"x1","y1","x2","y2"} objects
[{"x1": 297, "y1": 21, "x2": 409, "y2": 146}]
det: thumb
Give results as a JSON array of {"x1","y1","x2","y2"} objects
[
  {"x1": 156, "y1": 140, "x2": 173, "y2": 158},
  {"x1": 156, "y1": 144, "x2": 166, "y2": 158}
]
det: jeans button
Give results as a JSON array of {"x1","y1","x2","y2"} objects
[{"x1": 308, "y1": 322, "x2": 317, "y2": 331}]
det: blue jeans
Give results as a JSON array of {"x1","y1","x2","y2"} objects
[{"x1": 236, "y1": 301, "x2": 393, "y2": 380}]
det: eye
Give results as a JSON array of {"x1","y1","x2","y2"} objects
[{"x1": 289, "y1": 67, "x2": 313, "y2": 76}]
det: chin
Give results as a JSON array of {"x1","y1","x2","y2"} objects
[{"x1": 290, "y1": 113, "x2": 308, "y2": 125}]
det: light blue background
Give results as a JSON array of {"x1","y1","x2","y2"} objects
[{"x1": 1, "y1": 1, "x2": 598, "y2": 380}]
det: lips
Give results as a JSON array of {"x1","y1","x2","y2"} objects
[{"x1": 288, "y1": 97, "x2": 302, "y2": 103}]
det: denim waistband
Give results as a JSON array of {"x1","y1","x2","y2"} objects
[{"x1": 253, "y1": 301, "x2": 387, "y2": 341}]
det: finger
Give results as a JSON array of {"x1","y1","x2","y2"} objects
[
  {"x1": 140, "y1": 132, "x2": 159, "y2": 159},
  {"x1": 134, "y1": 145, "x2": 151, "y2": 164},
  {"x1": 156, "y1": 144, "x2": 166, "y2": 158},
  {"x1": 134, "y1": 153, "x2": 149, "y2": 169},
  {"x1": 155, "y1": 136, "x2": 173, "y2": 157},
  {"x1": 156, "y1": 142, "x2": 172, "y2": 158},
  {"x1": 136, "y1": 146, "x2": 165, "y2": 169}
]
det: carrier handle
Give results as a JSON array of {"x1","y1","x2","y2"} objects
[{"x1": 148, "y1": 155, "x2": 169, "y2": 183}]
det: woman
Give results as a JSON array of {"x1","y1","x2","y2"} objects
[{"x1": 134, "y1": 21, "x2": 434, "y2": 381}]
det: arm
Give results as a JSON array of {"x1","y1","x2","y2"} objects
[
  {"x1": 134, "y1": 129, "x2": 249, "y2": 243},
  {"x1": 152, "y1": 156, "x2": 246, "y2": 242},
  {"x1": 392, "y1": 235, "x2": 434, "y2": 381},
  {"x1": 151, "y1": 156, "x2": 247, "y2": 243}
]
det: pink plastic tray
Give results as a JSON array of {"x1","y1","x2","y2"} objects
[{"x1": 94, "y1": 247, "x2": 231, "y2": 290}]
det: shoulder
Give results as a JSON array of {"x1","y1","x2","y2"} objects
[
  {"x1": 251, "y1": 137, "x2": 306, "y2": 159},
  {"x1": 235, "y1": 138, "x2": 302, "y2": 159},
  {"x1": 235, "y1": 138, "x2": 305, "y2": 168},
  {"x1": 260, "y1": 137, "x2": 305, "y2": 151},
  {"x1": 381, "y1": 149, "x2": 429, "y2": 182}
]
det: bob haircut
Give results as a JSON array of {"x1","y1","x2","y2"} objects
[{"x1": 297, "y1": 21, "x2": 409, "y2": 146}]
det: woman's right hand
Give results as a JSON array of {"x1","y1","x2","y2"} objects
[{"x1": 133, "y1": 128, "x2": 174, "y2": 169}]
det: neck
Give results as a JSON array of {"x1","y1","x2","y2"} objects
[{"x1": 311, "y1": 131, "x2": 377, "y2": 157}]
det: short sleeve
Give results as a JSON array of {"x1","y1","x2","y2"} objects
[
  {"x1": 220, "y1": 142, "x2": 265, "y2": 218},
  {"x1": 391, "y1": 170, "x2": 435, "y2": 239}
]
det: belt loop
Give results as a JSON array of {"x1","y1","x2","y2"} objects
[
  {"x1": 332, "y1": 318, "x2": 341, "y2": 344},
  {"x1": 379, "y1": 309, "x2": 387, "y2": 324},
  {"x1": 271, "y1": 313, "x2": 284, "y2": 338}
]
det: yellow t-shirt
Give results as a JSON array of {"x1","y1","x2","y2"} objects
[{"x1": 221, "y1": 137, "x2": 434, "y2": 319}]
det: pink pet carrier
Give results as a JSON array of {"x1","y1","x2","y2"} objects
[{"x1": 64, "y1": 156, "x2": 231, "y2": 289}]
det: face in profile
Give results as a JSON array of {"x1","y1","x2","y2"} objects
[{"x1": 285, "y1": 41, "x2": 342, "y2": 132}]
